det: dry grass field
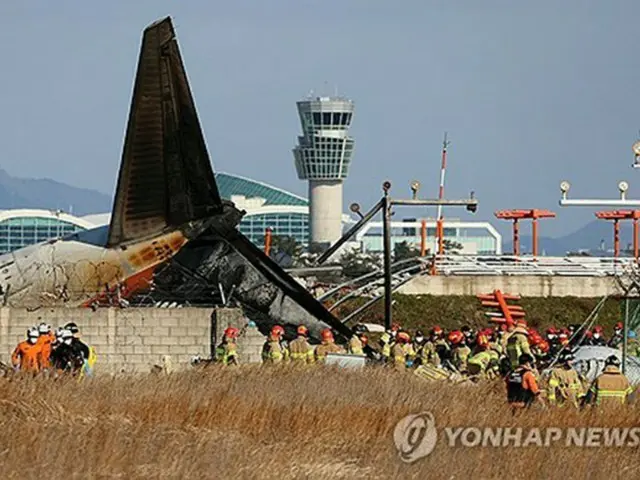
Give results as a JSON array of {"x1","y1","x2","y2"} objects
[{"x1": 0, "y1": 366, "x2": 639, "y2": 479}]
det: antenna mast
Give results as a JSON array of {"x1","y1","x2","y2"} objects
[{"x1": 436, "y1": 132, "x2": 450, "y2": 255}]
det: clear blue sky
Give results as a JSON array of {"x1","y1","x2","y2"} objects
[{"x1": 1, "y1": 1, "x2": 639, "y2": 237}]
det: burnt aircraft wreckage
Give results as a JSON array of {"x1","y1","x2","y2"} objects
[{"x1": 0, "y1": 17, "x2": 354, "y2": 343}]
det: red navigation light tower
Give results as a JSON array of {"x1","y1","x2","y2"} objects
[
  {"x1": 594, "y1": 210, "x2": 640, "y2": 260},
  {"x1": 494, "y1": 209, "x2": 556, "y2": 257}
]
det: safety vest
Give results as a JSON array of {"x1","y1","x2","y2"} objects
[{"x1": 506, "y1": 368, "x2": 535, "y2": 406}]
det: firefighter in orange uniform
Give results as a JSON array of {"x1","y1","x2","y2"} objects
[
  {"x1": 11, "y1": 328, "x2": 42, "y2": 373},
  {"x1": 36, "y1": 322, "x2": 55, "y2": 370}
]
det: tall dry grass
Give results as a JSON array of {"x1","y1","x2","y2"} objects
[{"x1": 0, "y1": 366, "x2": 639, "y2": 479}]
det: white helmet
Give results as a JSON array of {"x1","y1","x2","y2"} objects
[
  {"x1": 27, "y1": 327, "x2": 39, "y2": 344},
  {"x1": 38, "y1": 323, "x2": 50, "y2": 334},
  {"x1": 61, "y1": 329, "x2": 73, "y2": 339}
]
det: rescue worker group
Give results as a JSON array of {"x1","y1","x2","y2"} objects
[
  {"x1": 10, "y1": 322, "x2": 96, "y2": 377},
  {"x1": 214, "y1": 319, "x2": 636, "y2": 409},
  {"x1": 11, "y1": 316, "x2": 635, "y2": 408}
]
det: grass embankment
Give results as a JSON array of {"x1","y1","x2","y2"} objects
[
  {"x1": 1, "y1": 367, "x2": 639, "y2": 479},
  {"x1": 332, "y1": 294, "x2": 628, "y2": 333}
]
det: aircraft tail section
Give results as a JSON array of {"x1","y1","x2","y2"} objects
[{"x1": 107, "y1": 17, "x2": 222, "y2": 247}]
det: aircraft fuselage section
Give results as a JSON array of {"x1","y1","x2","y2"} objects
[{"x1": 0, "y1": 230, "x2": 187, "y2": 308}]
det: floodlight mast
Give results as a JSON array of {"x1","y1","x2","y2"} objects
[
  {"x1": 318, "y1": 180, "x2": 478, "y2": 330},
  {"x1": 558, "y1": 140, "x2": 640, "y2": 373}
]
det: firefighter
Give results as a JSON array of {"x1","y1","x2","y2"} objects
[
  {"x1": 391, "y1": 331, "x2": 414, "y2": 370},
  {"x1": 546, "y1": 352, "x2": 584, "y2": 408},
  {"x1": 609, "y1": 322, "x2": 624, "y2": 349},
  {"x1": 467, "y1": 334, "x2": 500, "y2": 379},
  {"x1": 262, "y1": 325, "x2": 288, "y2": 363},
  {"x1": 591, "y1": 326, "x2": 607, "y2": 346},
  {"x1": 506, "y1": 320, "x2": 532, "y2": 371},
  {"x1": 216, "y1": 327, "x2": 240, "y2": 365},
  {"x1": 11, "y1": 328, "x2": 42, "y2": 373},
  {"x1": 289, "y1": 325, "x2": 315, "y2": 364},
  {"x1": 348, "y1": 325, "x2": 366, "y2": 356},
  {"x1": 461, "y1": 325, "x2": 476, "y2": 347},
  {"x1": 315, "y1": 329, "x2": 344, "y2": 362},
  {"x1": 585, "y1": 355, "x2": 634, "y2": 407},
  {"x1": 50, "y1": 330, "x2": 85, "y2": 375},
  {"x1": 65, "y1": 322, "x2": 96, "y2": 377},
  {"x1": 420, "y1": 326, "x2": 446, "y2": 366},
  {"x1": 36, "y1": 322, "x2": 55, "y2": 370},
  {"x1": 412, "y1": 330, "x2": 426, "y2": 364},
  {"x1": 506, "y1": 354, "x2": 542, "y2": 410},
  {"x1": 449, "y1": 330, "x2": 471, "y2": 373},
  {"x1": 379, "y1": 331, "x2": 393, "y2": 362}
]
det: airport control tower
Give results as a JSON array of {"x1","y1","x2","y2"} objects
[{"x1": 293, "y1": 95, "x2": 355, "y2": 249}]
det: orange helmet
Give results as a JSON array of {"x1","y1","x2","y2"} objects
[
  {"x1": 476, "y1": 334, "x2": 489, "y2": 348},
  {"x1": 538, "y1": 340, "x2": 550, "y2": 353},
  {"x1": 224, "y1": 327, "x2": 239, "y2": 339},
  {"x1": 593, "y1": 325, "x2": 603, "y2": 333},
  {"x1": 432, "y1": 326, "x2": 443, "y2": 336},
  {"x1": 297, "y1": 325, "x2": 308, "y2": 336},
  {"x1": 321, "y1": 329, "x2": 334, "y2": 342},
  {"x1": 271, "y1": 325, "x2": 285, "y2": 337},
  {"x1": 397, "y1": 331, "x2": 411, "y2": 343},
  {"x1": 529, "y1": 334, "x2": 542, "y2": 346},
  {"x1": 615, "y1": 322, "x2": 623, "y2": 330},
  {"x1": 584, "y1": 330, "x2": 593, "y2": 339},
  {"x1": 361, "y1": 335, "x2": 368, "y2": 346},
  {"x1": 448, "y1": 330, "x2": 464, "y2": 345},
  {"x1": 391, "y1": 323, "x2": 401, "y2": 332},
  {"x1": 516, "y1": 319, "x2": 527, "y2": 328}
]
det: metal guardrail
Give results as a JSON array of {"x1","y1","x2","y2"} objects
[{"x1": 432, "y1": 255, "x2": 639, "y2": 277}]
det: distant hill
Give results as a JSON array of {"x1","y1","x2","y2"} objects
[
  {"x1": 504, "y1": 220, "x2": 637, "y2": 256},
  {"x1": 0, "y1": 169, "x2": 111, "y2": 215}
]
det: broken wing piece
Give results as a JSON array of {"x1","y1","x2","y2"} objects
[{"x1": 107, "y1": 16, "x2": 222, "y2": 247}]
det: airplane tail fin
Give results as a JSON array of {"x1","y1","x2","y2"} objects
[{"x1": 107, "y1": 17, "x2": 222, "y2": 247}]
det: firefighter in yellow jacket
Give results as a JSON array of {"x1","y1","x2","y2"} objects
[
  {"x1": 391, "y1": 331, "x2": 415, "y2": 370},
  {"x1": 467, "y1": 334, "x2": 500, "y2": 379},
  {"x1": 315, "y1": 329, "x2": 345, "y2": 362},
  {"x1": 585, "y1": 355, "x2": 634, "y2": 407},
  {"x1": 289, "y1": 325, "x2": 315, "y2": 364},
  {"x1": 262, "y1": 325, "x2": 289, "y2": 364},
  {"x1": 506, "y1": 320, "x2": 532, "y2": 370},
  {"x1": 546, "y1": 351, "x2": 584, "y2": 407},
  {"x1": 216, "y1": 327, "x2": 240, "y2": 365}
]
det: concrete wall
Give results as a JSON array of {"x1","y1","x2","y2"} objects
[
  {"x1": 1, "y1": 307, "x2": 266, "y2": 373},
  {"x1": 398, "y1": 275, "x2": 621, "y2": 297}
]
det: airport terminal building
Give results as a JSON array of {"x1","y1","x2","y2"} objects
[{"x1": 0, "y1": 173, "x2": 501, "y2": 256}]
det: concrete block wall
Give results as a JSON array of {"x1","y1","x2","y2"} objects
[
  {"x1": 1, "y1": 307, "x2": 267, "y2": 373},
  {"x1": 212, "y1": 308, "x2": 266, "y2": 364},
  {"x1": 1, "y1": 307, "x2": 212, "y2": 373}
]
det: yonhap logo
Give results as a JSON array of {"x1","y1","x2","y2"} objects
[{"x1": 393, "y1": 411, "x2": 437, "y2": 463}]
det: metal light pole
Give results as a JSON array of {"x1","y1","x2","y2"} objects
[{"x1": 382, "y1": 182, "x2": 393, "y2": 330}]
